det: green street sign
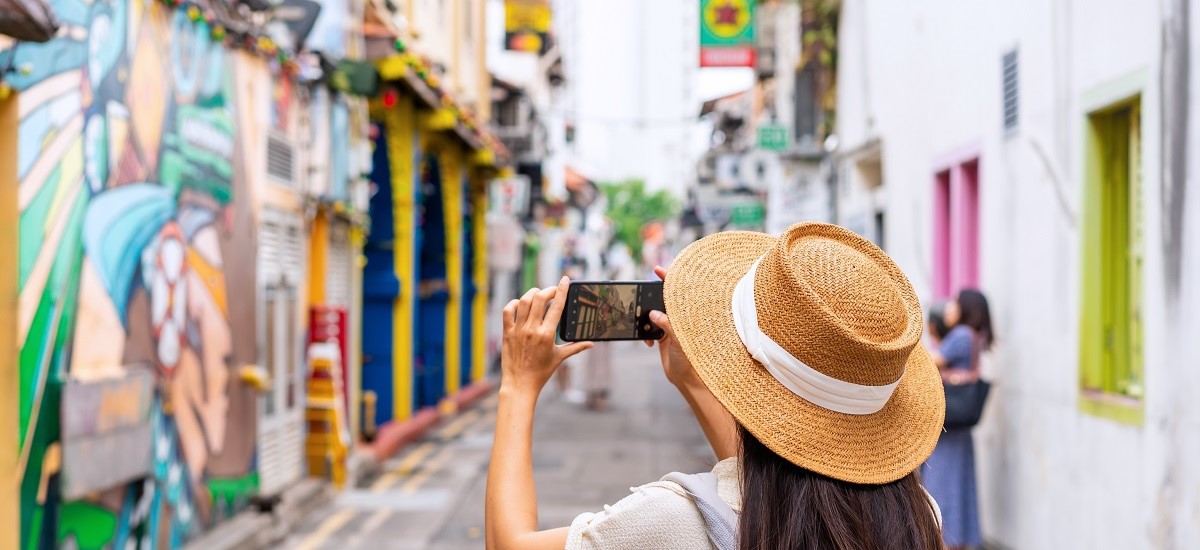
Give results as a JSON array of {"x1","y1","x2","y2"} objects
[
  {"x1": 729, "y1": 202, "x2": 764, "y2": 227},
  {"x1": 758, "y1": 125, "x2": 789, "y2": 151}
]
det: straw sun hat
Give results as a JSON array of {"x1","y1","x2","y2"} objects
[{"x1": 664, "y1": 222, "x2": 944, "y2": 484}]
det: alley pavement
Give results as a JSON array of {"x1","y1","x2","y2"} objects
[{"x1": 283, "y1": 342, "x2": 714, "y2": 549}]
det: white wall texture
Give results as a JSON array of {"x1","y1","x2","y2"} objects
[{"x1": 836, "y1": 0, "x2": 1200, "y2": 547}]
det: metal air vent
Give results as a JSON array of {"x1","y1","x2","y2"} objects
[
  {"x1": 267, "y1": 134, "x2": 295, "y2": 183},
  {"x1": 1002, "y1": 49, "x2": 1019, "y2": 132}
]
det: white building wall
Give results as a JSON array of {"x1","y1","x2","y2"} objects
[
  {"x1": 568, "y1": 0, "x2": 696, "y2": 194},
  {"x1": 837, "y1": 0, "x2": 1200, "y2": 547}
]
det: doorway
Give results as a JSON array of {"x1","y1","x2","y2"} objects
[{"x1": 256, "y1": 209, "x2": 306, "y2": 496}]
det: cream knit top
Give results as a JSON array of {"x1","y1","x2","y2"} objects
[
  {"x1": 565, "y1": 457, "x2": 942, "y2": 549},
  {"x1": 566, "y1": 458, "x2": 742, "y2": 549}
]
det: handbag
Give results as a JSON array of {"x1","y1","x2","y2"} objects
[
  {"x1": 943, "y1": 379, "x2": 991, "y2": 429},
  {"x1": 942, "y1": 331, "x2": 991, "y2": 429}
]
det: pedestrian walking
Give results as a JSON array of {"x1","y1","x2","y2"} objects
[
  {"x1": 583, "y1": 339, "x2": 612, "y2": 411},
  {"x1": 583, "y1": 243, "x2": 638, "y2": 411},
  {"x1": 923, "y1": 289, "x2": 994, "y2": 549},
  {"x1": 486, "y1": 223, "x2": 945, "y2": 549},
  {"x1": 555, "y1": 263, "x2": 587, "y2": 404}
]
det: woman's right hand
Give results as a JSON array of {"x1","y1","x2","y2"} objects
[
  {"x1": 646, "y1": 266, "x2": 738, "y2": 460},
  {"x1": 646, "y1": 266, "x2": 703, "y2": 389}
]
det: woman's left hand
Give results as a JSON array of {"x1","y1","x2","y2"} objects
[{"x1": 501, "y1": 276, "x2": 593, "y2": 397}]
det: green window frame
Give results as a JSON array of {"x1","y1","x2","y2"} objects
[{"x1": 1079, "y1": 97, "x2": 1144, "y2": 425}]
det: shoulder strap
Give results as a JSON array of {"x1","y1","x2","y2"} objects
[
  {"x1": 661, "y1": 471, "x2": 738, "y2": 550},
  {"x1": 969, "y1": 330, "x2": 982, "y2": 378}
]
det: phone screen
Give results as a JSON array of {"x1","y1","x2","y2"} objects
[{"x1": 558, "y1": 281, "x2": 665, "y2": 342}]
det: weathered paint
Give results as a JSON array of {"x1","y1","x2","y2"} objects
[{"x1": 7, "y1": 2, "x2": 264, "y2": 547}]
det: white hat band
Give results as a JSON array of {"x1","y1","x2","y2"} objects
[{"x1": 731, "y1": 257, "x2": 902, "y2": 415}]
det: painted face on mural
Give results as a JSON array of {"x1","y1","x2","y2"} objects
[{"x1": 170, "y1": 219, "x2": 233, "y2": 482}]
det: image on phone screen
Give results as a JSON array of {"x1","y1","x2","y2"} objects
[{"x1": 558, "y1": 281, "x2": 665, "y2": 342}]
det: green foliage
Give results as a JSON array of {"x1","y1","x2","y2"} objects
[{"x1": 599, "y1": 180, "x2": 679, "y2": 258}]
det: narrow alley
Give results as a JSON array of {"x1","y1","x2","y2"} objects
[{"x1": 284, "y1": 343, "x2": 712, "y2": 550}]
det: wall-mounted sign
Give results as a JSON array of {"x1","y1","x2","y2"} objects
[
  {"x1": 758, "y1": 124, "x2": 789, "y2": 151},
  {"x1": 700, "y1": 0, "x2": 757, "y2": 67},
  {"x1": 61, "y1": 368, "x2": 155, "y2": 499},
  {"x1": 490, "y1": 175, "x2": 531, "y2": 217},
  {"x1": 330, "y1": 59, "x2": 380, "y2": 97},
  {"x1": 505, "y1": 0, "x2": 552, "y2": 53}
]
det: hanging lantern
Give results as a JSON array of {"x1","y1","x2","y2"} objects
[
  {"x1": 211, "y1": 25, "x2": 226, "y2": 41},
  {"x1": 186, "y1": 5, "x2": 201, "y2": 21},
  {"x1": 394, "y1": 39, "x2": 407, "y2": 53}
]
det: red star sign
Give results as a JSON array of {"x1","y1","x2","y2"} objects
[{"x1": 714, "y1": 2, "x2": 740, "y2": 25}]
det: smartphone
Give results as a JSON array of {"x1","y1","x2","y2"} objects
[{"x1": 557, "y1": 281, "x2": 666, "y2": 342}]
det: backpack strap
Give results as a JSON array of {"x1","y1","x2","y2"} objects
[{"x1": 661, "y1": 471, "x2": 738, "y2": 550}]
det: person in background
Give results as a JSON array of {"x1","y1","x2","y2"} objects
[
  {"x1": 555, "y1": 263, "x2": 587, "y2": 405},
  {"x1": 927, "y1": 301, "x2": 951, "y2": 342},
  {"x1": 924, "y1": 288, "x2": 994, "y2": 549},
  {"x1": 582, "y1": 242, "x2": 635, "y2": 411}
]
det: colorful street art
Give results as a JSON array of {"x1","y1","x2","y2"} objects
[{"x1": 7, "y1": 1, "x2": 261, "y2": 548}]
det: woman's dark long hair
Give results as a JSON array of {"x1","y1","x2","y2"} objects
[
  {"x1": 955, "y1": 289, "x2": 994, "y2": 351},
  {"x1": 927, "y1": 301, "x2": 951, "y2": 340},
  {"x1": 739, "y1": 425, "x2": 943, "y2": 550}
]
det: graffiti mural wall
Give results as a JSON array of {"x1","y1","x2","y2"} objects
[{"x1": 7, "y1": 1, "x2": 262, "y2": 548}]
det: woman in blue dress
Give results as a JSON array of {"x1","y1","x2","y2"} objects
[{"x1": 924, "y1": 289, "x2": 994, "y2": 548}]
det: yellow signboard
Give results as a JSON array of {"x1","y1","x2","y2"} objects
[{"x1": 505, "y1": 0, "x2": 551, "y2": 53}]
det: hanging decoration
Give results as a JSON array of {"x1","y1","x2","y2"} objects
[
  {"x1": 155, "y1": 0, "x2": 304, "y2": 77},
  {"x1": 383, "y1": 36, "x2": 511, "y2": 164}
]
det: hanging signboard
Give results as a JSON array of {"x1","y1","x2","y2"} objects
[
  {"x1": 700, "y1": 0, "x2": 757, "y2": 67},
  {"x1": 505, "y1": 0, "x2": 552, "y2": 53}
]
